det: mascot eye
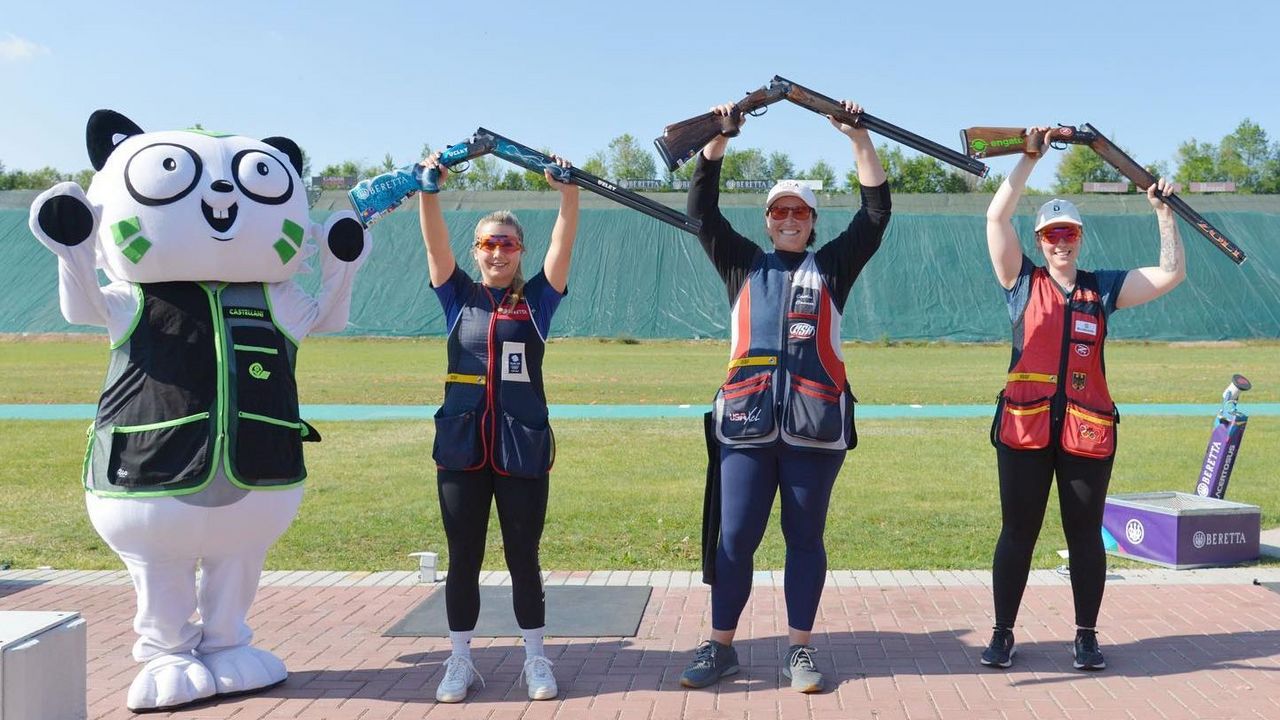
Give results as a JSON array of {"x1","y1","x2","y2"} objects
[
  {"x1": 124, "y1": 143, "x2": 201, "y2": 206},
  {"x1": 233, "y1": 150, "x2": 292, "y2": 205}
]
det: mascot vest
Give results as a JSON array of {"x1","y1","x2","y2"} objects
[
  {"x1": 432, "y1": 287, "x2": 553, "y2": 478},
  {"x1": 713, "y1": 252, "x2": 854, "y2": 451},
  {"x1": 86, "y1": 282, "x2": 307, "y2": 496},
  {"x1": 995, "y1": 268, "x2": 1117, "y2": 459}
]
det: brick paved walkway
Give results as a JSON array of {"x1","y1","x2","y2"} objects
[{"x1": 3, "y1": 567, "x2": 1280, "y2": 719}]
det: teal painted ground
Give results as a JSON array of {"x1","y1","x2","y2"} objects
[{"x1": 3, "y1": 403, "x2": 1277, "y2": 421}]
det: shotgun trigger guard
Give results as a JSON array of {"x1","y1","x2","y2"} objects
[
  {"x1": 746, "y1": 106, "x2": 769, "y2": 118},
  {"x1": 450, "y1": 161, "x2": 471, "y2": 175}
]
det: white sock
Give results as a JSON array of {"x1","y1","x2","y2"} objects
[
  {"x1": 522, "y1": 627, "x2": 545, "y2": 658},
  {"x1": 450, "y1": 630, "x2": 473, "y2": 658}
]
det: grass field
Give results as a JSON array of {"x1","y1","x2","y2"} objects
[{"x1": 1, "y1": 336, "x2": 1276, "y2": 572}]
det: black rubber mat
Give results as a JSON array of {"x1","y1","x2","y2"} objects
[{"x1": 384, "y1": 585, "x2": 652, "y2": 637}]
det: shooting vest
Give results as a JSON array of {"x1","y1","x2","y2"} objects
[
  {"x1": 994, "y1": 268, "x2": 1117, "y2": 459},
  {"x1": 713, "y1": 252, "x2": 854, "y2": 451},
  {"x1": 85, "y1": 282, "x2": 308, "y2": 497},
  {"x1": 432, "y1": 285, "x2": 554, "y2": 478}
]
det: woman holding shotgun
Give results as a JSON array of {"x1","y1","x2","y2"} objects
[
  {"x1": 982, "y1": 127, "x2": 1185, "y2": 671},
  {"x1": 417, "y1": 152, "x2": 579, "y2": 703},
  {"x1": 678, "y1": 100, "x2": 889, "y2": 693}
]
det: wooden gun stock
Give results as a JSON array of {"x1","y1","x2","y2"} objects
[
  {"x1": 653, "y1": 82, "x2": 788, "y2": 171},
  {"x1": 1081, "y1": 122, "x2": 1245, "y2": 265},
  {"x1": 776, "y1": 76, "x2": 988, "y2": 177},
  {"x1": 960, "y1": 126, "x2": 1090, "y2": 159}
]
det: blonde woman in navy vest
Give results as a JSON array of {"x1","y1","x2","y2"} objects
[
  {"x1": 679, "y1": 100, "x2": 890, "y2": 693},
  {"x1": 417, "y1": 152, "x2": 578, "y2": 703},
  {"x1": 982, "y1": 126, "x2": 1185, "y2": 671}
]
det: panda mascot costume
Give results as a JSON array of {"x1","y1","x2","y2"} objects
[{"x1": 28, "y1": 110, "x2": 370, "y2": 712}]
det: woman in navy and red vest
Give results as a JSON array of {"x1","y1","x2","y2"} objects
[
  {"x1": 981, "y1": 126, "x2": 1187, "y2": 672},
  {"x1": 416, "y1": 154, "x2": 579, "y2": 704},
  {"x1": 678, "y1": 100, "x2": 890, "y2": 694}
]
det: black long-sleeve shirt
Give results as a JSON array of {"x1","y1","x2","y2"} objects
[{"x1": 687, "y1": 155, "x2": 892, "y2": 310}]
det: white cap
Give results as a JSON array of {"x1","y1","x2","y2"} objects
[
  {"x1": 766, "y1": 180, "x2": 818, "y2": 211},
  {"x1": 1034, "y1": 198, "x2": 1083, "y2": 231}
]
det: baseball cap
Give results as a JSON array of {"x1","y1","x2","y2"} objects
[
  {"x1": 1034, "y1": 198, "x2": 1083, "y2": 231},
  {"x1": 766, "y1": 180, "x2": 818, "y2": 211}
]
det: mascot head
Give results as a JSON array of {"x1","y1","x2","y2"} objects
[{"x1": 84, "y1": 110, "x2": 310, "y2": 283}]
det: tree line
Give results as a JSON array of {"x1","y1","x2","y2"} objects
[{"x1": 4, "y1": 120, "x2": 1276, "y2": 195}]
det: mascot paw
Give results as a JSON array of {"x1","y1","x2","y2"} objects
[
  {"x1": 201, "y1": 645, "x2": 288, "y2": 697},
  {"x1": 321, "y1": 212, "x2": 368, "y2": 263},
  {"x1": 126, "y1": 652, "x2": 216, "y2": 712},
  {"x1": 30, "y1": 182, "x2": 98, "y2": 248}
]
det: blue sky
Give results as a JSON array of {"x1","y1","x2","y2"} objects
[{"x1": 2, "y1": 0, "x2": 1276, "y2": 191}]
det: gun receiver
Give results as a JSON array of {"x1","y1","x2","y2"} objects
[{"x1": 653, "y1": 81, "x2": 789, "y2": 171}]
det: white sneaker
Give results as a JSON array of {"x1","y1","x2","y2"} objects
[
  {"x1": 522, "y1": 655, "x2": 557, "y2": 700},
  {"x1": 435, "y1": 655, "x2": 483, "y2": 703}
]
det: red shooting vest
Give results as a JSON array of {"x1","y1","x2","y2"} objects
[{"x1": 995, "y1": 268, "x2": 1117, "y2": 459}]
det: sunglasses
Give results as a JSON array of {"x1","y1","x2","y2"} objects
[
  {"x1": 1039, "y1": 226, "x2": 1082, "y2": 244},
  {"x1": 767, "y1": 205, "x2": 813, "y2": 221},
  {"x1": 474, "y1": 234, "x2": 524, "y2": 252}
]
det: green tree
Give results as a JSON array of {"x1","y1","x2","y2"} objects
[
  {"x1": 977, "y1": 172, "x2": 1006, "y2": 193},
  {"x1": 459, "y1": 155, "x2": 499, "y2": 190},
  {"x1": 74, "y1": 169, "x2": 95, "y2": 188},
  {"x1": 721, "y1": 148, "x2": 767, "y2": 186},
  {"x1": 1173, "y1": 140, "x2": 1220, "y2": 187},
  {"x1": 320, "y1": 161, "x2": 363, "y2": 178},
  {"x1": 494, "y1": 169, "x2": 527, "y2": 191},
  {"x1": 581, "y1": 151, "x2": 608, "y2": 178},
  {"x1": 878, "y1": 146, "x2": 966, "y2": 193},
  {"x1": 606, "y1": 134, "x2": 657, "y2": 180},
  {"x1": 379, "y1": 153, "x2": 396, "y2": 173},
  {"x1": 1053, "y1": 144, "x2": 1121, "y2": 193},
  {"x1": 766, "y1": 151, "x2": 795, "y2": 182},
  {"x1": 802, "y1": 159, "x2": 837, "y2": 190}
]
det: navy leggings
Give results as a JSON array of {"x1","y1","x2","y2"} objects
[
  {"x1": 992, "y1": 444, "x2": 1113, "y2": 629},
  {"x1": 437, "y1": 467, "x2": 549, "y2": 631},
  {"x1": 712, "y1": 443, "x2": 844, "y2": 632}
]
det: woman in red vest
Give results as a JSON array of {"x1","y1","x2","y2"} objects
[{"x1": 981, "y1": 126, "x2": 1186, "y2": 671}]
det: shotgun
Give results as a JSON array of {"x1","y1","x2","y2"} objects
[
  {"x1": 653, "y1": 81, "x2": 789, "y2": 171},
  {"x1": 473, "y1": 127, "x2": 703, "y2": 236},
  {"x1": 775, "y1": 75, "x2": 989, "y2": 177},
  {"x1": 960, "y1": 124, "x2": 1246, "y2": 265}
]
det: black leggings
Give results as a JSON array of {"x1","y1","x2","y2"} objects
[
  {"x1": 437, "y1": 468, "x2": 549, "y2": 631},
  {"x1": 993, "y1": 444, "x2": 1113, "y2": 629}
]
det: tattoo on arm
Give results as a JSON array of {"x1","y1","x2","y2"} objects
[{"x1": 1159, "y1": 222, "x2": 1181, "y2": 274}]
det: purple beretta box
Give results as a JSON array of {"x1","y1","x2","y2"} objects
[{"x1": 1102, "y1": 492, "x2": 1260, "y2": 569}]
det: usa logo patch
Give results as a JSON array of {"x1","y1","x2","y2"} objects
[{"x1": 789, "y1": 322, "x2": 816, "y2": 339}]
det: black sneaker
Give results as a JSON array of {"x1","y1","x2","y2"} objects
[
  {"x1": 679, "y1": 640, "x2": 739, "y2": 688},
  {"x1": 980, "y1": 626, "x2": 1015, "y2": 668},
  {"x1": 1073, "y1": 629, "x2": 1106, "y2": 670}
]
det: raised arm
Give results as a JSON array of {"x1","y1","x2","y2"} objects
[
  {"x1": 829, "y1": 100, "x2": 886, "y2": 188},
  {"x1": 418, "y1": 152, "x2": 456, "y2": 288},
  {"x1": 1115, "y1": 177, "x2": 1187, "y2": 309},
  {"x1": 987, "y1": 127, "x2": 1047, "y2": 289},
  {"x1": 542, "y1": 155, "x2": 580, "y2": 293}
]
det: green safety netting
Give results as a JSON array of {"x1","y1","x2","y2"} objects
[{"x1": 2, "y1": 202, "x2": 1277, "y2": 341}]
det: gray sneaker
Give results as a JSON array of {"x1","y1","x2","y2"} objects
[
  {"x1": 679, "y1": 640, "x2": 739, "y2": 688},
  {"x1": 783, "y1": 644, "x2": 823, "y2": 693}
]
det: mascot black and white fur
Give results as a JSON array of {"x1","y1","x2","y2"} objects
[{"x1": 28, "y1": 110, "x2": 370, "y2": 712}]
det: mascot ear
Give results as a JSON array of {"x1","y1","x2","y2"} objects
[
  {"x1": 262, "y1": 137, "x2": 304, "y2": 177},
  {"x1": 86, "y1": 110, "x2": 145, "y2": 171}
]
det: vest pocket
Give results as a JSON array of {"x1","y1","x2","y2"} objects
[
  {"x1": 717, "y1": 372, "x2": 775, "y2": 441},
  {"x1": 233, "y1": 412, "x2": 304, "y2": 481},
  {"x1": 432, "y1": 409, "x2": 483, "y2": 470},
  {"x1": 106, "y1": 412, "x2": 210, "y2": 488},
  {"x1": 496, "y1": 411, "x2": 554, "y2": 478},
  {"x1": 784, "y1": 375, "x2": 845, "y2": 443},
  {"x1": 231, "y1": 327, "x2": 298, "y2": 422},
  {"x1": 1060, "y1": 401, "x2": 1117, "y2": 459},
  {"x1": 996, "y1": 395, "x2": 1052, "y2": 450}
]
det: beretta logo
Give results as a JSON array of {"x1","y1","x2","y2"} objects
[{"x1": 1125, "y1": 518, "x2": 1145, "y2": 544}]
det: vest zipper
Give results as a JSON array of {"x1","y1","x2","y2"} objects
[
  {"x1": 205, "y1": 284, "x2": 229, "y2": 474},
  {"x1": 1052, "y1": 286, "x2": 1076, "y2": 429},
  {"x1": 481, "y1": 288, "x2": 504, "y2": 472}
]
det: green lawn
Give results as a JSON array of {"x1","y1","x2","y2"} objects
[
  {"x1": 1, "y1": 337, "x2": 1275, "y2": 572},
  {"x1": 3, "y1": 335, "x2": 1278, "y2": 405}
]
